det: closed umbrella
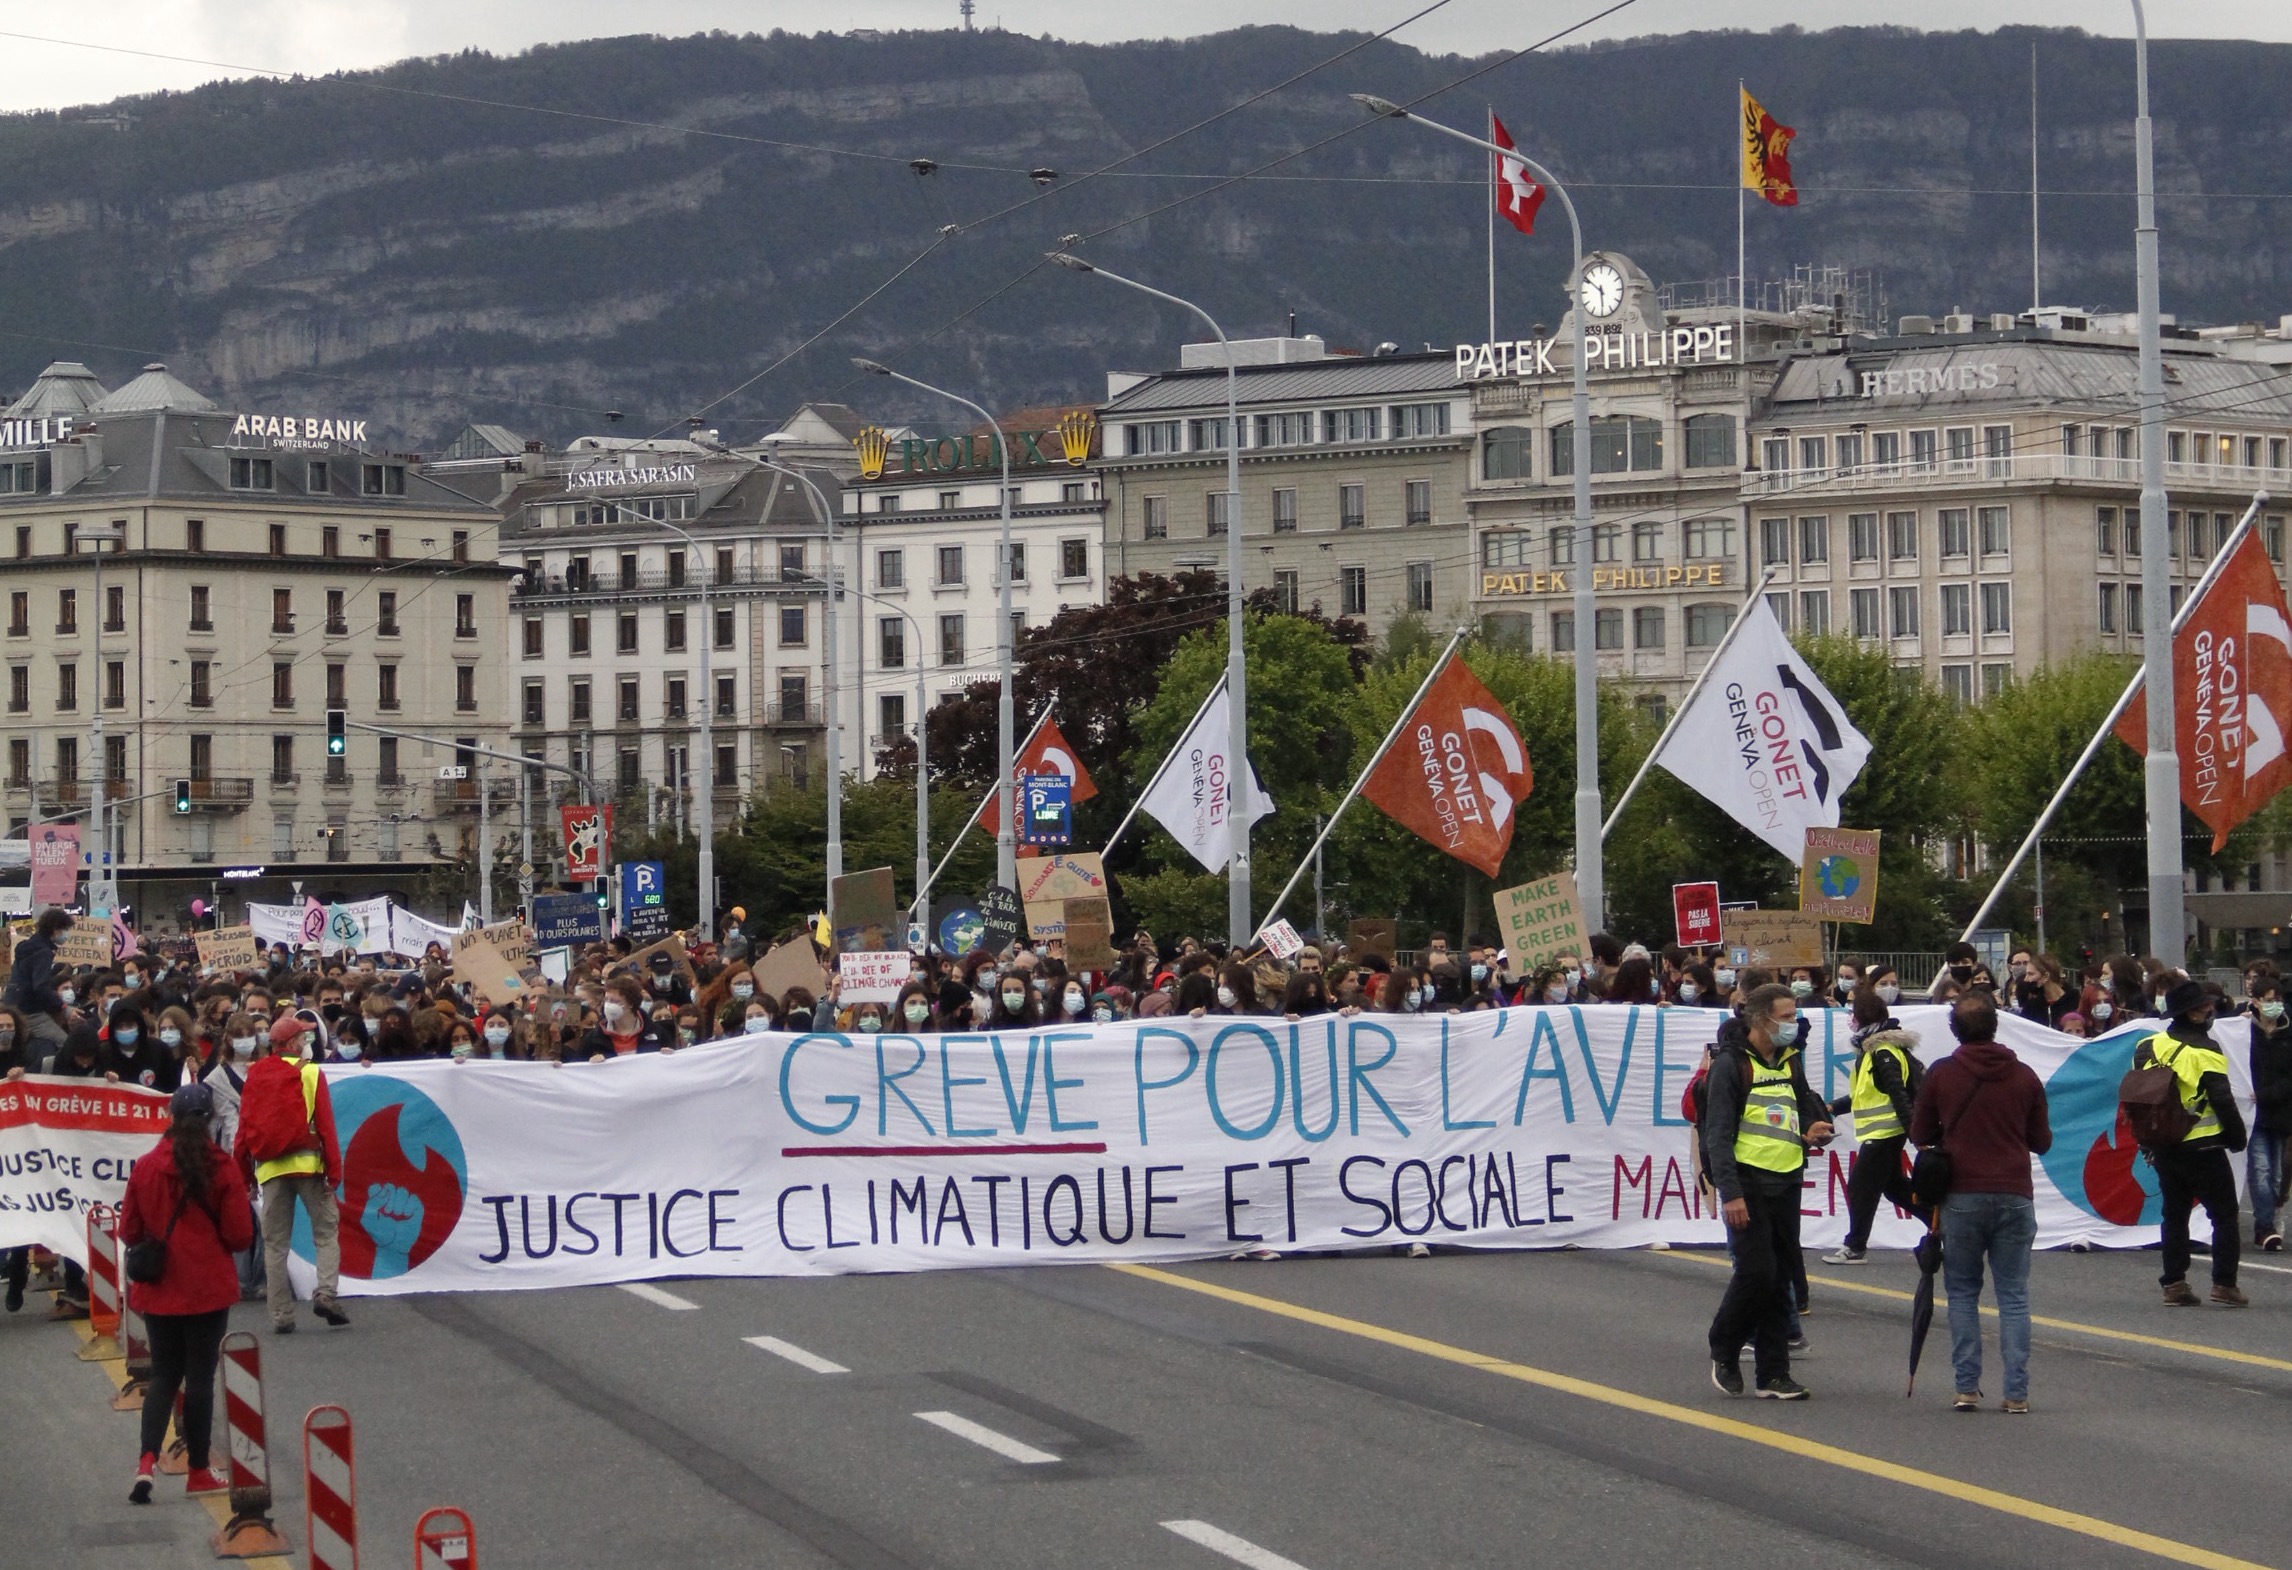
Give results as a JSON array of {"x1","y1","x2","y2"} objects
[{"x1": 1905, "y1": 1223, "x2": 1943, "y2": 1396}]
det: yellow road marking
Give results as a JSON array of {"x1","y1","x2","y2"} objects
[
  {"x1": 67, "y1": 1308, "x2": 294, "y2": 1568},
  {"x1": 1107, "y1": 1262, "x2": 2273, "y2": 1570},
  {"x1": 1663, "y1": 1251, "x2": 2292, "y2": 1376}
]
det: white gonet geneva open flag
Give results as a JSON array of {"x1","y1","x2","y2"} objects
[
  {"x1": 1651, "y1": 599, "x2": 1870, "y2": 862},
  {"x1": 1137, "y1": 681, "x2": 1273, "y2": 871}
]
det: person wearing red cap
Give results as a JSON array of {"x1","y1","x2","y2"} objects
[
  {"x1": 122, "y1": 1082, "x2": 254, "y2": 1503},
  {"x1": 233, "y1": 1014, "x2": 348, "y2": 1333}
]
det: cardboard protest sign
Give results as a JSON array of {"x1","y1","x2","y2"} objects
[
  {"x1": 480, "y1": 918, "x2": 532, "y2": 967},
  {"x1": 1257, "y1": 919, "x2": 1305, "y2": 961},
  {"x1": 196, "y1": 925, "x2": 260, "y2": 971},
  {"x1": 1020, "y1": 852, "x2": 1108, "y2": 938},
  {"x1": 1800, "y1": 826, "x2": 1881, "y2": 924},
  {"x1": 1061, "y1": 897, "x2": 1118, "y2": 970},
  {"x1": 1345, "y1": 919, "x2": 1398, "y2": 960},
  {"x1": 751, "y1": 937, "x2": 830, "y2": 1002},
  {"x1": 609, "y1": 933, "x2": 696, "y2": 991},
  {"x1": 836, "y1": 950, "x2": 907, "y2": 1006},
  {"x1": 58, "y1": 916, "x2": 111, "y2": 967},
  {"x1": 1494, "y1": 872, "x2": 1587, "y2": 971},
  {"x1": 452, "y1": 934, "x2": 530, "y2": 1002},
  {"x1": 830, "y1": 868, "x2": 900, "y2": 952},
  {"x1": 1720, "y1": 909, "x2": 1823, "y2": 968},
  {"x1": 980, "y1": 886, "x2": 1023, "y2": 952}
]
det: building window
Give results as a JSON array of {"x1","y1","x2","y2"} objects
[
  {"x1": 937, "y1": 545, "x2": 964, "y2": 586},
  {"x1": 269, "y1": 587, "x2": 293, "y2": 635},
  {"x1": 451, "y1": 594, "x2": 477, "y2": 640},
  {"x1": 523, "y1": 680, "x2": 545, "y2": 725},
  {"x1": 2268, "y1": 514, "x2": 2285, "y2": 563},
  {"x1": 664, "y1": 609, "x2": 687, "y2": 652},
  {"x1": 1126, "y1": 420, "x2": 1182, "y2": 456},
  {"x1": 324, "y1": 815, "x2": 348, "y2": 863},
  {"x1": 1766, "y1": 592, "x2": 1791, "y2": 632},
  {"x1": 1683, "y1": 518, "x2": 1735, "y2": 561},
  {"x1": 1982, "y1": 662, "x2": 2013, "y2": 700},
  {"x1": 264, "y1": 734, "x2": 290, "y2": 784},
  {"x1": 1551, "y1": 415, "x2": 1663, "y2": 475},
  {"x1": 1685, "y1": 603, "x2": 1735, "y2": 648},
  {"x1": 1759, "y1": 516, "x2": 1790, "y2": 568},
  {"x1": 188, "y1": 661, "x2": 210, "y2": 708},
  {"x1": 270, "y1": 812, "x2": 293, "y2": 859},
  {"x1": 1798, "y1": 591, "x2": 1830, "y2": 635},
  {"x1": 1797, "y1": 516, "x2": 1828, "y2": 564},
  {"x1": 185, "y1": 518, "x2": 204, "y2": 553},
  {"x1": 2098, "y1": 582, "x2": 2119, "y2": 633},
  {"x1": 360, "y1": 462, "x2": 406, "y2": 497},
  {"x1": 779, "y1": 605, "x2": 806, "y2": 646},
  {"x1": 1549, "y1": 523, "x2": 1576, "y2": 568},
  {"x1": 1888, "y1": 586, "x2": 1919, "y2": 639},
  {"x1": 1632, "y1": 607, "x2": 1665, "y2": 649},
  {"x1": 779, "y1": 543, "x2": 806, "y2": 581},
  {"x1": 1762, "y1": 436, "x2": 1790, "y2": 473},
  {"x1": 1060, "y1": 537, "x2": 1089, "y2": 579},
  {"x1": 1190, "y1": 417, "x2": 1234, "y2": 452},
  {"x1": 1909, "y1": 429, "x2": 1938, "y2": 471},
  {"x1": 1142, "y1": 496, "x2": 1168, "y2": 541},
  {"x1": 715, "y1": 548, "x2": 734, "y2": 586},
  {"x1": 1482, "y1": 427, "x2": 1533, "y2": 481},
  {"x1": 940, "y1": 614, "x2": 965, "y2": 667},
  {"x1": 1272, "y1": 487, "x2": 1300, "y2": 532},
  {"x1": 1979, "y1": 505, "x2": 2011, "y2": 556},
  {"x1": 1338, "y1": 484, "x2": 1366, "y2": 531},
  {"x1": 321, "y1": 525, "x2": 341, "y2": 558},
  {"x1": 716, "y1": 742, "x2": 738, "y2": 787},
  {"x1": 1406, "y1": 562, "x2": 1434, "y2": 613},
  {"x1": 1324, "y1": 407, "x2": 1381, "y2": 444},
  {"x1": 618, "y1": 610, "x2": 641, "y2": 652},
  {"x1": 779, "y1": 673, "x2": 810, "y2": 724},
  {"x1": 232, "y1": 456, "x2": 275, "y2": 491},
  {"x1": 1404, "y1": 479, "x2": 1432, "y2": 527},
  {"x1": 186, "y1": 586, "x2": 211, "y2": 631},
  {"x1": 569, "y1": 614, "x2": 590, "y2": 656},
  {"x1": 104, "y1": 584, "x2": 124, "y2": 632},
  {"x1": 1340, "y1": 566, "x2": 1367, "y2": 617},
  {"x1": 1846, "y1": 512, "x2": 1879, "y2": 562},
  {"x1": 1254, "y1": 412, "x2": 1313, "y2": 448},
  {"x1": 324, "y1": 588, "x2": 346, "y2": 636},
  {"x1": 56, "y1": 662, "x2": 76, "y2": 711},
  {"x1": 877, "y1": 548, "x2": 905, "y2": 589},
  {"x1": 325, "y1": 661, "x2": 346, "y2": 708},
  {"x1": 1630, "y1": 521, "x2": 1664, "y2": 563},
  {"x1": 5, "y1": 666, "x2": 25, "y2": 712},
  {"x1": 4, "y1": 738, "x2": 22, "y2": 784},
  {"x1": 263, "y1": 660, "x2": 290, "y2": 708},
  {"x1": 6, "y1": 592, "x2": 24, "y2": 636},
  {"x1": 879, "y1": 617, "x2": 906, "y2": 669},
  {"x1": 1006, "y1": 542, "x2": 1025, "y2": 584},
  {"x1": 1983, "y1": 425, "x2": 2013, "y2": 477},
  {"x1": 1981, "y1": 581, "x2": 2012, "y2": 634},
  {"x1": 451, "y1": 529, "x2": 469, "y2": 565},
  {"x1": 1943, "y1": 665, "x2": 1974, "y2": 706},
  {"x1": 1550, "y1": 611, "x2": 1575, "y2": 652},
  {"x1": 1683, "y1": 414, "x2": 1736, "y2": 469},
  {"x1": 1392, "y1": 401, "x2": 1451, "y2": 438},
  {"x1": 1482, "y1": 532, "x2": 1532, "y2": 568},
  {"x1": 1594, "y1": 525, "x2": 1621, "y2": 564},
  {"x1": 376, "y1": 591, "x2": 399, "y2": 637},
  {"x1": 569, "y1": 678, "x2": 591, "y2": 723},
  {"x1": 1798, "y1": 435, "x2": 1828, "y2": 473},
  {"x1": 377, "y1": 663, "x2": 400, "y2": 710},
  {"x1": 103, "y1": 659, "x2": 123, "y2": 709},
  {"x1": 523, "y1": 617, "x2": 543, "y2": 657},
  {"x1": 1938, "y1": 508, "x2": 1970, "y2": 559},
  {"x1": 2126, "y1": 582, "x2": 2144, "y2": 632},
  {"x1": 1834, "y1": 432, "x2": 1865, "y2": 472},
  {"x1": 456, "y1": 664, "x2": 477, "y2": 712},
  {"x1": 1594, "y1": 608, "x2": 1624, "y2": 650},
  {"x1": 878, "y1": 693, "x2": 906, "y2": 746},
  {"x1": 1850, "y1": 587, "x2": 1881, "y2": 640},
  {"x1": 1886, "y1": 511, "x2": 1918, "y2": 562},
  {"x1": 620, "y1": 551, "x2": 642, "y2": 590},
  {"x1": 1273, "y1": 569, "x2": 1300, "y2": 614},
  {"x1": 56, "y1": 589, "x2": 76, "y2": 634},
  {"x1": 1207, "y1": 492, "x2": 1231, "y2": 537},
  {"x1": 1941, "y1": 583, "x2": 1971, "y2": 636},
  {"x1": 373, "y1": 527, "x2": 392, "y2": 560},
  {"x1": 877, "y1": 492, "x2": 902, "y2": 515},
  {"x1": 617, "y1": 675, "x2": 639, "y2": 722}
]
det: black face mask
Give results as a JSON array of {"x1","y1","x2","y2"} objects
[
  {"x1": 1950, "y1": 965, "x2": 1975, "y2": 983},
  {"x1": 320, "y1": 1002, "x2": 344, "y2": 1021}
]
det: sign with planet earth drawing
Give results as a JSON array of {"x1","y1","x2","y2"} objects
[{"x1": 1799, "y1": 826, "x2": 1880, "y2": 924}]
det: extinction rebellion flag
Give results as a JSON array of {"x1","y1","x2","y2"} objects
[
  {"x1": 2114, "y1": 527, "x2": 2292, "y2": 850},
  {"x1": 1741, "y1": 86, "x2": 1799, "y2": 207},
  {"x1": 1361, "y1": 653, "x2": 1533, "y2": 878},
  {"x1": 1651, "y1": 598, "x2": 1870, "y2": 863}
]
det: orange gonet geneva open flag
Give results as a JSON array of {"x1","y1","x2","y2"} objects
[
  {"x1": 1360, "y1": 654, "x2": 1533, "y2": 878},
  {"x1": 1741, "y1": 87, "x2": 1798, "y2": 207}
]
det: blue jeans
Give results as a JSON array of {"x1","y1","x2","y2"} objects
[
  {"x1": 2250, "y1": 1128, "x2": 2288, "y2": 1241},
  {"x1": 1942, "y1": 1192, "x2": 2036, "y2": 1401}
]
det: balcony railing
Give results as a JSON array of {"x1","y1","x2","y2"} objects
[
  {"x1": 765, "y1": 700, "x2": 821, "y2": 726},
  {"x1": 185, "y1": 777, "x2": 255, "y2": 805},
  {"x1": 1747, "y1": 453, "x2": 2292, "y2": 498},
  {"x1": 515, "y1": 565, "x2": 824, "y2": 600},
  {"x1": 32, "y1": 777, "x2": 134, "y2": 808},
  {"x1": 432, "y1": 778, "x2": 519, "y2": 814}
]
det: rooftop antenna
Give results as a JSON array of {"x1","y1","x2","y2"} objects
[{"x1": 960, "y1": 0, "x2": 975, "y2": 30}]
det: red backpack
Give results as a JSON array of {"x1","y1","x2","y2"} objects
[{"x1": 237, "y1": 1057, "x2": 319, "y2": 1164}]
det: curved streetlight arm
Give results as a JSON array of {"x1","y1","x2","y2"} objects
[{"x1": 1346, "y1": 100, "x2": 1584, "y2": 273}]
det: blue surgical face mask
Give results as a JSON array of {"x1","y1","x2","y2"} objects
[
  {"x1": 1678, "y1": 982, "x2": 1700, "y2": 1003},
  {"x1": 1470, "y1": 963, "x2": 1488, "y2": 985},
  {"x1": 113, "y1": 1026, "x2": 139, "y2": 1047},
  {"x1": 1773, "y1": 1017, "x2": 1802, "y2": 1047}
]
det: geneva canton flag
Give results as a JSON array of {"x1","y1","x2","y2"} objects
[{"x1": 1651, "y1": 598, "x2": 1870, "y2": 861}]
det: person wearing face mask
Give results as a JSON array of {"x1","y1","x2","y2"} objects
[
  {"x1": 1702, "y1": 983, "x2": 1833, "y2": 1400},
  {"x1": 104, "y1": 1003, "x2": 181, "y2": 1093},
  {"x1": 1787, "y1": 967, "x2": 1824, "y2": 1009},
  {"x1": 1710, "y1": 964, "x2": 1738, "y2": 1008},
  {"x1": 580, "y1": 979, "x2": 666, "y2": 1060},
  {"x1": 850, "y1": 1003, "x2": 888, "y2": 1034},
  {"x1": 1862, "y1": 965, "x2": 1901, "y2": 1012},
  {"x1": 480, "y1": 1011, "x2": 518, "y2": 1059},
  {"x1": 2137, "y1": 978, "x2": 2250, "y2": 1306},
  {"x1": 890, "y1": 981, "x2": 939, "y2": 1034},
  {"x1": 780, "y1": 987, "x2": 820, "y2": 1033},
  {"x1": 2245, "y1": 977, "x2": 2292, "y2": 1253},
  {"x1": 1281, "y1": 971, "x2": 1330, "y2": 1019},
  {"x1": 1930, "y1": 941, "x2": 1981, "y2": 1001},
  {"x1": 1822, "y1": 986, "x2": 1925, "y2": 1265},
  {"x1": 1832, "y1": 964, "x2": 1860, "y2": 1003},
  {"x1": 4, "y1": 907, "x2": 75, "y2": 1061},
  {"x1": 201, "y1": 1012, "x2": 267, "y2": 1303},
  {"x1": 1533, "y1": 965, "x2": 1573, "y2": 1008},
  {"x1": 1675, "y1": 961, "x2": 1718, "y2": 1008},
  {"x1": 234, "y1": 1015, "x2": 349, "y2": 1332},
  {"x1": 444, "y1": 1021, "x2": 481, "y2": 1062},
  {"x1": 1057, "y1": 980, "x2": 1090, "y2": 1021},
  {"x1": 989, "y1": 972, "x2": 1040, "y2": 1028}
]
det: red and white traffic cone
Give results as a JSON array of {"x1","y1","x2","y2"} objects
[
  {"x1": 112, "y1": 1300, "x2": 152, "y2": 1411},
  {"x1": 414, "y1": 1507, "x2": 476, "y2": 1570},
  {"x1": 211, "y1": 1332, "x2": 291, "y2": 1558},
  {"x1": 77, "y1": 1204, "x2": 123, "y2": 1360},
  {"x1": 304, "y1": 1405, "x2": 357, "y2": 1570}
]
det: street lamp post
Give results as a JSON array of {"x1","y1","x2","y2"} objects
[
  {"x1": 1046, "y1": 254, "x2": 1252, "y2": 945},
  {"x1": 653, "y1": 520, "x2": 716, "y2": 940},
  {"x1": 755, "y1": 454, "x2": 845, "y2": 920},
  {"x1": 1350, "y1": 95, "x2": 1603, "y2": 926},
  {"x1": 2130, "y1": 0, "x2": 2182, "y2": 962},
  {"x1": 852, "y1": 586, "x2": 932, "y2": 922},
  {"x1": 79, "y1": 522, "x2": 127, "y2": 912},
  {"x1": 852, "y1": 358, "x2": 1019, "y2": 899}
]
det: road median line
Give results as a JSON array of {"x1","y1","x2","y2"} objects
[{"x1": 1107, "y1": 1262, "x2": 2270, "y2": 1570}]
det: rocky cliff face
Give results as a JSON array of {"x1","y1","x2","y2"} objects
[{"x1": 1, "y1": 25, "x2": 2286, "y2": 447}]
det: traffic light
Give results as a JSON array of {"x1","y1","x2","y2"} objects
[
  {"x1": 173, "y1": 778, "x2": 192, "y2": 814},
  {"x1": 326, "y1": 709, "x2": 347, "y2": 757}
]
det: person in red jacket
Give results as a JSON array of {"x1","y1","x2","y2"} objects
[
  {"x1": 233, "y1": 1015, "x2": 349, "y2": 1333},
  {"x1": 120, "y1": 1081, "x2": 255, "y2": 1503}
]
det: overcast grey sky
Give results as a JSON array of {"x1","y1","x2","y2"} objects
[{"x1": 3, "y1": 1, "x2": 2284, "y2": 114}]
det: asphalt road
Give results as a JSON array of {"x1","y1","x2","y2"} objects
[{"x1": 10, "y1": 1242, "x2": 2290, "y2": 1570}]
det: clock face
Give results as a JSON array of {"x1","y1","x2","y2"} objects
[{"x1": 1580, "y1": 262, "x2": 1626, "y2": 319}]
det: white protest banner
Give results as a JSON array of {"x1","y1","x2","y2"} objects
[
  {"x1": 0, "y1": 1076, "x2": 168, "y2": 1264},
  {"x1": 266, "y1": 1007, "x2": 2241, "y2": 1298},
  {"x1": 393, "y1": 906, "x2": 464, "y2": 956},
  {"x1": 836, "y1": 951, "x2": 907, "y2": 1006},
  {"x1": 247, "y1": 901, "x2": 302, "y2": 950}
]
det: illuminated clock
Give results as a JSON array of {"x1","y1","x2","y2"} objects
[{"x1": 1579, "y1": 262, "x2": 1626, "y2": 319}]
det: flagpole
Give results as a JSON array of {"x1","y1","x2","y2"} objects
[
  {"x1": 1258, "y1": 626, "x2": 1468, "y2": 933},
  {"x1": 1959, "y1": 490, "x2": 2268, "y2": 941},
  {"x1": 1487, "y1": 104, "x2": 1498, "y2": 348},
  {"x1": 1100, "y1": 675, "x2": 1228, "y2": 857},
  {"x1": 1601, "y1": 565, "x2": 1782, "y2": 839},
  {"x1": 919, "y1": 707, "x2": 1051, "y2": 904},
  {"x1": 1736, "y1": 80, "x2": 1746, "y2": 366}
]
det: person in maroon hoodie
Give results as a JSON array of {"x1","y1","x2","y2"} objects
[
  {"x1": 1909, "y1": 993, "x2": 2052, "y2": 1414},
  {"x1": 119, "y1": 1082, "x2": 255, "y2": 1503}
]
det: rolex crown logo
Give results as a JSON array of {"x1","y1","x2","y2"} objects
[
  {"x1": 1055, "y1": 409, "x2": 1096, "y2": 468},
  {"x1": 854, "y1": 425, "x2": 890, "y2": 482}
]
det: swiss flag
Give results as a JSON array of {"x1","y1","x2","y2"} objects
[
  {"x1": 1361, "y1": 654, "x2": 1533, "y2": 877},
  {"x1": 1491, "y1": 113, "x2": 1545, "y2": 237},
  {"x1": 981, "y1": 717, "x2": 1098, "y2": 838},
  {"x1": 2116, "y1": 528, "x2": 2292, "y2": 850}
]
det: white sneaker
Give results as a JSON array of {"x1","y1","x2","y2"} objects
[{"x1": 1821, "y1": 1247, "x2": 1867, "y2": 1265}]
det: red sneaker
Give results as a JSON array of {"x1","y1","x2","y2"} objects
[
  {"x1": 185, "y1": 1467, "x2": 228, "y2": 1495},
  {"x1": 129, "y1": 1452, "x2": 156, "y2": 1506}
]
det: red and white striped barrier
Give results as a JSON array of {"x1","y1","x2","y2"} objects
[
  {"x1": 77, "y1": 1203, "x2": 122, "y2": 1360},
  {"x1": 112, "y1": 1300, "x2": 152, "y2": 1410},
  {"x1": 304, "y1": 1405, "x2": 358, "y2": 1570},
  {"x1": 212, "y1": 1333, "x2": 290, "y2": 1558},
  {"x1": 414, "y1": 1508, "x2": 476, "y2": 1570}
]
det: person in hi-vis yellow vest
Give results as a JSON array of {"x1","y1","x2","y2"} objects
[
  {"x1": 1822, "y1": 988, "x2": 1927, "y2": 1264},
  {"x1": 2146, "y1": 979, "x2": 2250, "y2": 1307},
  {"x1": 231, "y1": 1015, "x2": 351, "y2": 1332}
]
